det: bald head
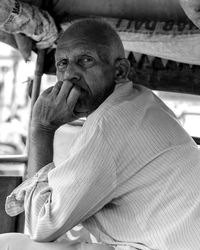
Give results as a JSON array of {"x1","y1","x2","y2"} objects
[{"x1": 57, "y1": 18, "x2": 125, "y2": 64}]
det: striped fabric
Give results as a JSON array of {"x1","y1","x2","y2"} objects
[{"x1": 5, "y1": 81, "x2": 200, "y2": 250}]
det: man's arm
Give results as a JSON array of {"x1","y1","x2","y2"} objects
[
  {"x1": 6, "y1": 118, "x2": 117, "y2": 242},
  {"x1": 27, "y1": 125, "x2": 55, "y2": 177},
  {"x1": 27, "y1": 81, "x2": 81, "y2": 177},
  {"x1": 25, "y1": 123, "x2": 116, "y2": 242}
]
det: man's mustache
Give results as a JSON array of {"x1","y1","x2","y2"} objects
[{"x1": 62, "y1": 79, "x2": 91, "y2": 96}]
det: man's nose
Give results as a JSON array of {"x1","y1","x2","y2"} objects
[{"x1": 64, "y1": 62, "x2": 81, "y2": 82}]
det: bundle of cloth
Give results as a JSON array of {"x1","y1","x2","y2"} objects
[{"x1": 0, "y1": 0, "x2": 58, "y2": 60}]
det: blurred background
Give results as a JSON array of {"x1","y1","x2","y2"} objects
[{"x1": 0, "y1": 42, "x2": 56, "y2": 176}]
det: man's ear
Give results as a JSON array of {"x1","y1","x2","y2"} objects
[{"x1": 114, "y1": 58, "x2": 130, "y2": 83}]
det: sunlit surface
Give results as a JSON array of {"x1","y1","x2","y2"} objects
[{"x1": 155, "y1": 91, "x2": 200, "y2": 138}]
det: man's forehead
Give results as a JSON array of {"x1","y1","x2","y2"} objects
[
  {"x1": 57, "y1": 23, "x2": 112, "y2": 48},
  {"x1": 55, "y1": 39, "x2": 109, "y2": 59},
  {"x1": 57, "y1": 32, "x2": 109, "y2": 47}
]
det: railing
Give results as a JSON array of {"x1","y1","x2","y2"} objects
[{"x1": 0, "y1": 154, "x2": 27, "y2": 163}]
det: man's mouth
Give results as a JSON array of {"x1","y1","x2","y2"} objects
[
  {"x1": 72, "y1": 83, "x2": 91, "y2": 116},
  {"x1": 74, "y1": 93, "x2": 89, "y2": 115}
]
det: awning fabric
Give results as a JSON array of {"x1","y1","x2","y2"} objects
[{"x1": 0, "y1": 0, "x2": 200, "y2": 67}]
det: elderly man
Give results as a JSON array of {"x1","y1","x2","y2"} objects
[{"x1": 1, "y1": 18, "x2": 200, "y2": 250}]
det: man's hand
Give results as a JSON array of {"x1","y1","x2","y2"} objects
[
  {"x1": 27, "y1": 80, "x2": 81, "y2": 177},
  {"x1": 31, "y1": 80, "x2": 81, "y2": 131}
]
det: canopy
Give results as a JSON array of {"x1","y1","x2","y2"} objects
[
  {"x1": 0, "y1": 0, "x2": 200, "y2": 94},
  {"x1": 19, "y1": 0, "x2": 188, "y2": 22},
  {"x1": 0, "y1": 0, "x2": 193, "y2": 58}
]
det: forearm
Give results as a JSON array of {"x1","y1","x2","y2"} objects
[
  {"x1": 27, "y1": 81, "x2": 81, "y2": 177},
  {"x1": 27, "y1": 124, "x2": 55, "y2": 177}
]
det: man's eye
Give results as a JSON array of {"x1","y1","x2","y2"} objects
[
  {"x1": 78, "y1": 56, "x2": 95, "y2": 67},
  {"x1": 56, "y1": 59, "x2": 68, "y2": 69}
]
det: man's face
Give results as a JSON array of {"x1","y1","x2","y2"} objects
[{"x1": 55, "y1": 37, "x2": 116, "y2": 117}]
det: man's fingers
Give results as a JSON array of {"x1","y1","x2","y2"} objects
[
  {"x1": 51, "y1": 81, "x2": 73, "y2": 99},
  {"x1": 66, "y1": 86, "x2": 81, "y2": 112},
  {"x1": 42, "y1": 86, "x2": 54, "y2": 96},
  {"x1": 51, "y1": 81, "x2": 63, "y2": 96},
  {"x1": 57, "y1": 80, "x2": 73, "y2": 100}
]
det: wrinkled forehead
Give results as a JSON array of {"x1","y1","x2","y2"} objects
[
  {"x1": 55, "y1": 37, "x2": 110, "y2": 60},
  {"x1": 57, "y1": 23, "x2": 111, "y2": 48}
]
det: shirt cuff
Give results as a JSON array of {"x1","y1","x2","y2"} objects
[{"x1": 5, "y1": 163, "x2": 55, "y2": 217}]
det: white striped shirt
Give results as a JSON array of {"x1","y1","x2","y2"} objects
[{"x1": 6, "y1": 82, "x2": 200, "y2": 250}]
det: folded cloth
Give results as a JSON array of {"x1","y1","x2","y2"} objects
[
  {"x1": 0, "y1": 0, "x2": 14, "y2": 23},
  {"x1": 5, "y1": 163, "x2": 54, "y2": 217},
  {"x1": 0, "y1": 0, "x2": 58, "y2": 49}
]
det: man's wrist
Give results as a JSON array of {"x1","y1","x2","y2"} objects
[
  {"x1": 27, "y1": 121, "x2": 55, "y2": 177},
  {"x1": 30, "y1": 121, "x2": 57, "y2": 135}
]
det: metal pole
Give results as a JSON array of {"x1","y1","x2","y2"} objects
[
  {"x1": 25, "y1": 49, "x2": 45, "y2": 178},
  {"x1": 30, "y1": 49, "x2": 45, "y2": 116}
]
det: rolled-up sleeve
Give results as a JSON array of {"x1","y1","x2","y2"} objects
[{"x1": 5, "y1": 123, "x2": 117, "y2": 242}]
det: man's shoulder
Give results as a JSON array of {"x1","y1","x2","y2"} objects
[
  {"x1": 85, "y1": 83, "x2": 143, "y2": 126},
  {"x1": 102, "y1": 82, "x2": 152, "y2": 118},
  {"x1": 84, "y1": 82, "x2": 155, "y2": 132}
]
